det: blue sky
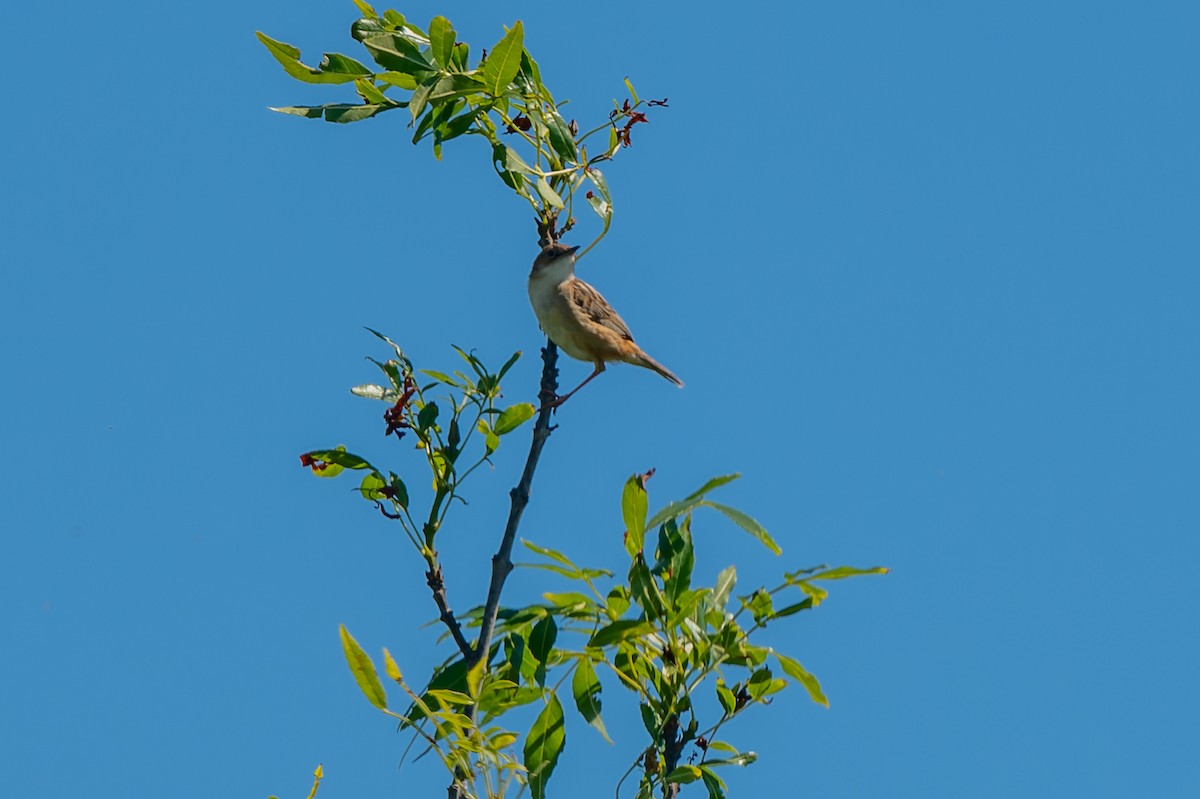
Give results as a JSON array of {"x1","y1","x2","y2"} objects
[{"x1": 3, "y1": 1, "x2": 1198, "y2": 797}]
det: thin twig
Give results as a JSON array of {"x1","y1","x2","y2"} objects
[
  {"x1": 425, "y1": 565, "x2": 473, "y2": 659},
  {"x1": 468, "y1": 341, "x2": 560, "y2": 673}
]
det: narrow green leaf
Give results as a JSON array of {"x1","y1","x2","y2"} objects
[
  {"x1": 417, "y1": 401, "x2": 439, "y2": 430},
  {"x1": 712, "y1": 565, "x2": 736, "y2": 614},
  {"x1": 382, "y1": 647, "x2": 403, "y2": 683},
  {"x1": 304, "y1": 448, "x2": 373, "y2": 470},
  {"x1": 628, "y1": 557, "x2": 666, "y2": 620},
  {"x1": 329, "y1": 104, "x2": 390, "y2": 123},
  {"x1": 700, "y1": 768, "x2": 726, "y2": 799},
  {"x1": 522, "y1": 539, "x2": 579, "y2": 568},
  {"x1": 257, "y1": 32, "x2": 357, "y2": 84},
  {"x1": 339, "y1": 625, "x2": 387, "y2": 710},
  {"x1": 361, "y1": 33, "x2": 433, "y2": 74},
  {"x1": 702, "y1": 500, "x2": 781, "y2": 555},
  {"x1": 351, "y1": 0, "x2": 377, "y2": 17},
  {"x1": 494, "y1": 403, "x2": 536, "y2": 434},
  {"x1": 587, "y1": 619, "x2": 656, "y2": 648},
  {"x1": 523, "y1": 694, "x2": 565, "y2": 799},
  {"x1": 268, "y1": 105, "x2": 325, "y2": 119},
  {"x1": 703, "y1": 752, "x2": 758, "y2": 768},
  {"x1": 377, "y1": 70, "x2": 418, "y2": 90},
  {"x1": 535, "y1": 177, "x2": 565, "y2": 209},
  {"x1": 665, "y1": 766, "x2": 702, "y2": 785},
  {"x1": 646, "y1": 473, "x2": 740, "y2": 530},
  {"x1": 504, "y1": 145, "x2": 534, "y2": 174},
  {"x1": 354, "y1": 78, "x2": 388, "y2": 105},
  {"x1": 716, "y1": 679, "x2": 736, "y2": 716},
  {"x1": 428, "y1": 16, "x2": 456, "y2": 68},
  {"x1": 528, "y1": 615, "x2": 558, "y2": 664},
  {"x1": 807, "y1": 565, "x2": 890, "y2": 580},
  {"x1": 621, "y1": 474, "x2": 648, "y2": 557},
  {"x1": 624, "y1": 76, "x2": 639, "y2": 104},
  {"x1": 775, "y1": 652, "x2": 828, "y2": 707},
  {"x1": 571, "y1": 658, "x2": 612, "y2": 743},
  {"x1": 482, "y1": 21, "x2": 525, "y2": 95},
  {"x1": 497, "y1": 350, "x2": 522, "y2": 380},
  {"x1": 586, "y1": 192, "x2": 610, "y2": 221},
  {"x1": 349, "y1": 383, "x2": 396, "y2": 401},
  {"x1": 546, "y1": 108, "x2": 577, "y2": 164},
  {"x1": 320, "y1": 53, "x2": 372, "y2": 77},
  {"x1": 410, "y1": 76, "x2": 436, "y2": 121},
  {"x1": 769, "y1": 598, "x2": 813, "y2": 619}
]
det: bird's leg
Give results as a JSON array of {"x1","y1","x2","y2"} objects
[{"x1": 541, "y1": 361, "x2": 606, "y2": 411}]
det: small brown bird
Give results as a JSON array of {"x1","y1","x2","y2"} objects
[{"x1": 528, "y1": 241, "x2": 683, "y2": 406}]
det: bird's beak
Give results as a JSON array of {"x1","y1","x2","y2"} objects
[{"x1": 567, "y1": 245, "x2": 581, "y2": 254}]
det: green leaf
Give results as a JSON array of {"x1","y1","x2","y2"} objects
[
  {"x1": 701, "y1": 500, "x2": 781, "y2": 555},
  {"x1": 410, "y1": 76, "x2": 436, "y2": 121},
  {"x1": 628, "y1": 557, "x2": 666, "y2": 620},
  {"x1": 428, "y1": 15, "x2": 456, "y2": 68},
  {"x1": 769, "y1": 598, "x2": 813, "y2": 619},
  {"x1": 545, "y1": 108, "x2": 577, "y2": 164},
  {"x1": 503, "y1": 145, "x2": 534, "y2": 174},
  {"x1": 624, "y1": 76, "x2": 639, "y2": 104},
  {"x1": 522, "y1": 539, "x2": 578, "y2": 569},
  {"x1": 586, "y1": 192, "x2": 610, "y2": 221},
  {"x1": 305, "y1": 447, "x2": 374, "y2": 471},
  {"x1": 712, "y1": 565, "x2": 736, "y2": 614},
  {"x1": 775, "y1": 652, "x2": 828, "y2": 707},
  {"x1": 257, "y1": 32, "x2": 358, "y2": 84},
  {"x1": 523, "y1": 694, "x2": 565, "y2": 799},
  {"x1": 388, "y1": 474, "x2": 409, "y2": 509},
  {"x1": 359, "y1": 471, "x2": 386, "y2": 500},
  {"x1": 377, "y1": 70, "x2": 418, "y2": 90},
  {"x1": 746, "y1": 590, "x2": 774, "y2": 624},
  {"x1": 355, "y1": 77, "x2": 389, "y2": 105},
  {"x1": 606, "y1": 586, "x2": 630, "y2": 618},
  {"x1": 494, "y1": 403, "x2": 536, "y2": 434},
  {"x1": 417, "y1": 401, "x2": 439, "y2": 431},
  {"x1": 351, "y1": 17, "x2": 385, "y2": 42},
  {"x1": 806, "y1": 565, "x2": 890, "y2": 581},
  {"x1": 646, "y1": 473, "x2": 740, "y2": 530},
  {"x1": 339, "y1": 625, "x2": 387, "y2": 710},
  {"x1": 351, "y1": 0, "x2": 377, "y2": 17},
  {"x1": 482, "y1": 21, "x2": 525, "y2": 95},
  {"x1": 716, "y1": 679, "x2": 736, "y2": 716},
  {"x1": 621, "y1": 474, "x2": 648, "y2": 557},
  {"x1": 497, "y1": 350, "x2": 522, "y2": 380},
  {"x1": 349, "y1": 383, "x2": 396, "y2": 401},
  {"x1": 321, "y1": 52, "x2": 372, "y2": 77},
  {"x1": 535, "y1": 177, "x2": 565, "y2": 209},
  {"x1": 382, "y1": 647, "x2": 403, "y2": 683},
  {"x1": 528, "y1": 615, "x2": 558, "y2": 664},
  {"x1": 361, "y1": 33, "x2": 433, "y2": 74},
  {"x1": 587, "y1": 619, "x2": 656, "y2": 648},
  {"x1": 703, "y1": 751, "x2": 758, "y2": 768},
  {"x1": 665, "y1": 766, "x2": 702, "y2": 785},
  {"x1": 571, "y1": 658, "x2": 612, "y2": 743},
  {"x1": 700, "y1": 767, "x2": 726, "y2": 799}
]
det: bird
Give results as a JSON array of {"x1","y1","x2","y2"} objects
[{"x1": 528, "y1": 241, "x2": 683, "y2": 406}]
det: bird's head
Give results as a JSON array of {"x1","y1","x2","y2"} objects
[{"x1": 530, "y1": 242, "x2": 581, "y2": 281}]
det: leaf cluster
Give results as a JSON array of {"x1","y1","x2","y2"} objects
[
  {"x1": 336, "y1": 471, "x2": 886, "y2": 799},
  {"x1": 259, "y1": 5, "x2": 666, "y2": 246}
]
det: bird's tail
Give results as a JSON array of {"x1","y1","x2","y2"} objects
[{"x1": 632, "y1": 351, "x2": 684, "y2": 388}]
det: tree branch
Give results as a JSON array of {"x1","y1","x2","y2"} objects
[
  {"x1": 468, "y1": 341, "x2": 560, "y2": 671},
  {"x1": 425, "y1": 565, "x2": 473, "y2": 659}
]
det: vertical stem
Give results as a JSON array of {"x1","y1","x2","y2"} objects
[{"x1": 468, "y1": 341, "x2": 560, "y2": 675}]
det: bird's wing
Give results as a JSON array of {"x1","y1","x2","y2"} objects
[{"x1": 568, "y1": 279, "x2": 635, "y2": 341}]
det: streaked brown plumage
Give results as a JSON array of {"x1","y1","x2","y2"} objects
[{"x1": 528, "y1": 242, "x2": 682, "y2": 405}]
